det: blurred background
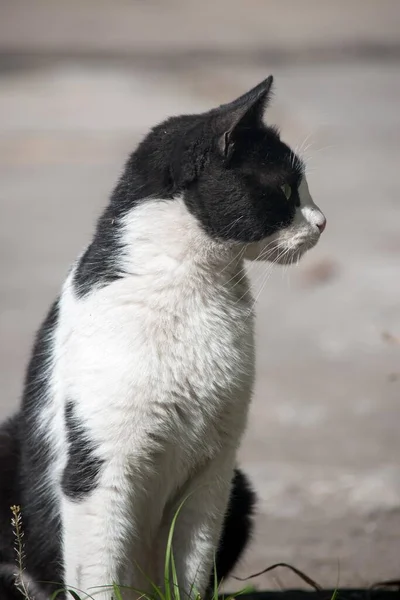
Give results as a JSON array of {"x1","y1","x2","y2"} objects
[{"x1": 1, "y1": 0, "x2": 400, "y2": 590}]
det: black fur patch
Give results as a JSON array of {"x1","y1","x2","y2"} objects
[
  {"x1": 18, "y1": 300, "x2": 65, "y2": 596},
  {"x1": 73, "y1": 76, "x2": 304, "y2": 297},
  {"x1": 62, "y1": 402, "x2": 104, "y2": 500},
  {"x1": 73, "y1": 204, "x2": 124, "y2": 298},
  {"x1": 0, "y1": 412, "x2": 64, "y2": 600},
  {"x1": 212, "y1": 468, "x2": 257, "y2": 586},
  {"x1": 0, "y1": 416, "x2": 21, "y2": 564},
  {"x1": 0, "y1": 418, "x2": 27, "y2": 600}
]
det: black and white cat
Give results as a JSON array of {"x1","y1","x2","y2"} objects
[{"x1": 0, "y1": 75, "x2": 325, "y2": 600}]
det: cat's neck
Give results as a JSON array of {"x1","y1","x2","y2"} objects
[{"x1": 118, "y1": 197, "x2": 244, "y2": 281}]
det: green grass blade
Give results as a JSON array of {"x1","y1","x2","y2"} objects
[
  {"x1": 112, "y1": 583, "x2": 124, "y2": 600},
  {"x1": 170, "y1": 550, "x2": 180, "y2": 600},
  {"x1": 50, "y1": 590, "x2": 82, "y2": 600},
  {"x1": 212, "y1": 556, "x2": 219, "y2": 600},
  {"x1": 47, "y1": 583, "x2": 96, "y2": 600},
  {"x1": 90, "y1": 583, "x2": 155, "y2": 600},
  {"x1": 164, "y1": 493, "x2": 193, "y2": 600},
  {"x1": 49, "y1": 591, "x2": 65, "y2": 600},
  {"x1": 223, "y1": 585, "x2": 256, "y2": 600},
  {"x1": 130, "y1": 558, "x2": 166, "y2": 600}
]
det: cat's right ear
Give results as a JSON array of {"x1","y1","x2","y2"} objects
[{"x1": 215, "y1": 75, "x2": 274, "y2": 160}]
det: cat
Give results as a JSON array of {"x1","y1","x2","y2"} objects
[
  {"x1": 0, "y1": 74, "x2": 325, "y2": 600},
  {"x1": 0, "y1": 413, "x2": 255, "y2": 599}
]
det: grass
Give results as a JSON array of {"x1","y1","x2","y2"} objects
[
  {"x1": 10, "y1": 501, "x2": 340, "y2": 600},
  {"x1": 11, "y1": 504, "x2": 32, "y2": 600},
  {"x1": 10, "y1": 500, "x2": 254, "y2": 600}
]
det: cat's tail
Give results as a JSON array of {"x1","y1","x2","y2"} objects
[
  {"x1": 212, "y1": 468, "x2": 257, "y2": 583},
  {"x1": 0, "y1": 563, "x2": 50, "y2": 600}
]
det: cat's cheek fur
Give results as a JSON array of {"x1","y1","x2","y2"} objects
[{"x1": 244, "y1": 176, "x2": 325, "y2": 263}]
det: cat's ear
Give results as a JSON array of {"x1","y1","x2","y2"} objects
[{"x1": 216, "y1": 75, "x2": 274, "y2": 159}]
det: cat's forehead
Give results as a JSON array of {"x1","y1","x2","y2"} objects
[{"x1": 234, "y1": 126, "x2": 305, "y2": 177}]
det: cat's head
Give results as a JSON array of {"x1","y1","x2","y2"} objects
[{"x1": 130, "y1": 75, "x2": 325, "y2": 264}]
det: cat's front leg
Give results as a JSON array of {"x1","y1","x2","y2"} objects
[
  {"x1": 61, "y1": 458, "x2": 160, "y2": 600},
  {"x1": 160, "y1": 451, "x2": 235, "y2": 600}
]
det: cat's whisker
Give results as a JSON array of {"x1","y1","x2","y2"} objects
[
  {"x1": 301, "y1": 143, "x2": 336, "y2": 173},
  {"x1": 240, "y1": 245, "x2": 290, "y2": 311},
  {"x1": 220, "y1": 215, "x2": 245, "y2": 237},
  {"x1": 233, "y1": 253, "x2": 263, "y2": 286},
  {"x1": 281, "y1": 250, "x2": 295, "y2": 288},
  {"x1": 228, "y1": 240, "x2": 280, "y2": 289},
  {"x1": 224, "y1": 263, "x2": 248, "y2": 288},
  {"x1": 220, "y1": 244, "x2": 247, "y2": 276},
  {"x1": 297, "y1": 132, "x2": 314, "y2": 156},
  {"x1": 245, "y1": 249, "x2": 289, "y2": 315},
  {"x1": 307, "y1": 143, "x2": 335, "y2": 155},
  {"x1": 248, "y1": 261, "x2": 272, "y2": 293},
  {"x1": 233, "y1": 247, "x2": 278, "y2": 305}
]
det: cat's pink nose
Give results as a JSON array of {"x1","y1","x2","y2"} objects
[{"x1": 317, "y1": 216, "x2": 327, "y2": 233}]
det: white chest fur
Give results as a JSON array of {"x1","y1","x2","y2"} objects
[
  {"x1": 52, "y1": 199, "x2": 256, "y2": 598},
  {"x1": 54, "y1": 200, "x2": 254, "y2": 473}
]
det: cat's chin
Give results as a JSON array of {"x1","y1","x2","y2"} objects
[
  {"x1": 272, "y1": 238, "x2": 320, "y2": 264},
  {"x1": 270, "y1": 247, "x2": 307, "y2": 265},
  {"x1": 244, "y1": 236, "x2": 319, "y2": 264}
]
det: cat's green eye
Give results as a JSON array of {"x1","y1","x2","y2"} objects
[{"x1": 281, "y1": 183, "x2": 292, "y2": 200}]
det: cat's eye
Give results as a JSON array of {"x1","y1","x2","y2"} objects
[{"x1": 281, "y1": 183, "x2": 292, "y2": 200}]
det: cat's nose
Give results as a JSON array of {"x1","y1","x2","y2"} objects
[{"x1": 316, "y1": 215, "x2": 327, "y2": 233}]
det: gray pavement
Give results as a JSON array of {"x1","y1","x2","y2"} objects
[{"x1": 0, "y1": 0, "x2": 400, "y2": 590}]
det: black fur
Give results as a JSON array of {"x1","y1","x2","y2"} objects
[
  {"x1": 73, "y1": 211, "x2": 124, "y2": 298},
  {"x1": 62, "y1": 402, "x2": 104, "y2": 500},
  {"x1": 0, "y1": 416, "x2": 51, "y2": 600},
  {"x1": 0, "y1": 416, "x2": 20, "y2": 565},
  {"x1": 73, "y1": 75, "x2": 303, "y2": 297},
  {"x1": 17, "y1": 300, "x2": 64, "y2": 596},
  {"x1": 212, "y1": 469, "x2": 256, "y2": 585}
]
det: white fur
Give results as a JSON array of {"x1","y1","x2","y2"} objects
[
  {"x1": 244, "y1": 176, "x2": 326, "y2": 262},
  {"x1": 42, "y1": 189, "x2": 322, "y2": 599},
  {"x1": 47, "y1": 198, "x2": 254, "y2": 599},
  {"x1": 297, "y1": 177, "x2": 326, "y2": 232}
]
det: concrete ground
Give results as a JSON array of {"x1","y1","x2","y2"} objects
[{"x1": 1, "y1": 0, "x2": 400, "y2": 590}]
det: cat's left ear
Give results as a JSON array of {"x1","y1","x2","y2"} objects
[{"x1": 216, "y1": 75, "x2": 274, "y2": 159}]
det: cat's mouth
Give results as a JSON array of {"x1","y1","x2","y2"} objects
[
  {"x1": 267, "y1": 234, "x2": 320, "y2": 265},
  {"x1": 245, "y1": 231, "x2": 320, "y2": 264}
]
